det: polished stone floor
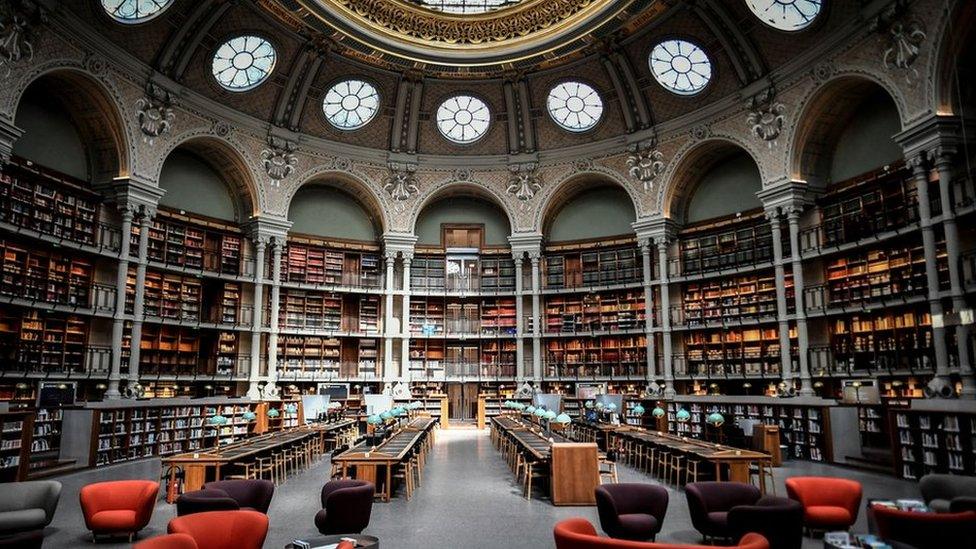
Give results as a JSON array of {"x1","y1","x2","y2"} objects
[{"x1": 43, "y1": 428, "x2": 918, "y2": 548}]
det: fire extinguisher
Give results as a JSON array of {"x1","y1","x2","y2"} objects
[{"x1": 164, "y1": 465, "x2": 184, "y2": 504}]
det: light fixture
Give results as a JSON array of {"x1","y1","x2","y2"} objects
[{"x1": 676, "y1": 408, "x2": 691, "y2": 422}]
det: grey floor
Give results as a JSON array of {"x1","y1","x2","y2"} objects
[{"x1": 42, "y1": 429, "x2": 919, "y2": 548}]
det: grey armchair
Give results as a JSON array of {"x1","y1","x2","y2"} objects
[
  {"x1": 919, "y1": 474, "x2": 976, "y2": 513},
  {"x1": 0, "y1": 480, "x2": 62, "y2": 534}
]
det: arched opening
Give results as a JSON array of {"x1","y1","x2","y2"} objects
[
  {"x1": 287, "y1": 183, "x2": 381, "y2": 242},
  {"x1": 664, "y1": 140, "x2": 761, "y2": 225},
  {"x1": 415, "y1": 192, "x2": 511, "y2": 248},
  {"x1": 12, "y1": 70, "x2": 127, "y2": 183},
  {"x1": 541, "y1": 177, "x2": 637, "y2": 243},
  {"x1": 157, "y1": 139, "x2": 257, "y2": 223},
  {"x1": 793, "y1": 77, "x2": 903, "y2": 187},
  {"x1": 936, "y1": 0, "x2": 976, "y2": 117}
]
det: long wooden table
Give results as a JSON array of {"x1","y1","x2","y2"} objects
[
  {"x1": 161, "y1": 429, "x2": 316, "y2": 499},
  {"x1": 305, "y1": 418, "x2": 358, "y2": 451},
  {"x1": 332, "y1": 417, "x2": 437, "y2": 502},
  {"x1": 491, "y1": 415, "x2": 600, "y2": 505},
  {"x1": 610, "y1": 427, "x2": 772, "y2": 491}
]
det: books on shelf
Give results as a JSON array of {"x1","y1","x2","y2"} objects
[
  {"x1": 282, "y1": 242, "x2": 380, "y2": 287},
  {"x1": 543, "y1": 246, "x2": 641, "y2": 289}
]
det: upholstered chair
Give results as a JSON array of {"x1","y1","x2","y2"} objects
[
  {"x1": 0, "y1": 480, "x2": 62, "y2": 534},
  {"x1": 168, "y1": 510, "x2": 268, "y2": 549},
  {"x1": 918, "y1": 474, "x2": 976, "y2": 513},
  {"x1": 314, "y1": 480, "x2": 375, "y2": 535},
  {"x1": 595, "y1": 483, "x2": 669, "y2": 541},
  {"x1": 554, "y1": 518, "x2": 770, "y2": 549},
  {"x1": 79, "y1": 480, "x2": 159, "y2": 541},
  {"x1": 685, "y1": 482, "x2": 761, "y2": 542},
  {"x1": 133, "y1": 533, "x2": 199, "y2": 549},
  {"x1": 727, "y1": 496, "x2": 804, "y2": 549},
  {"x1": 870, "y1": 505, "x2": 976, "y2": 549},
  {"x1": 784, "y1": 477, "x2": 861, "y2": 532}
]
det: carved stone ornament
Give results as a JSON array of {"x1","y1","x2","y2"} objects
[
  {"x1": 507, "y1": 163, "x2": 541, "y2": 202},
  {"x1": 882, "y1": 20, "x2": 926, "y2": 81},
  {"x1": 691, "y1": 124, "x2": 710, "y2": 140},
  {"x1": 627, "y1": 143, "x2": 665, "y2": 192},
  {"x1": 0, "y1": 2, "x2": 45, "y2": 78},
  {"x1": 212, "y1": 120, "x2": 232, "y2": 137},
  {"x1": 383, "y1": 163, "x2": 419, "y2": 204},
  {"x1": 260, "y1": 136, "x2": 298, "y2": 185},
  {"x1": 453, "y1": 168, "x2": 472, "y2": 182},
  {"x1": 84, "y1": 54, "x2": 109, "y2": 77},
  {"x1": 135, "y1": 83, "x2": 176, "y2": 144},
  {"x1": 746, "y1": 90, "x2": 786, "y2": 146},
  {"x1": 812, "y1": 61, "x2": 835, "y2": 82},
  {"x1": 573, "y1": 158, "x2": 593, "y2": 172}
]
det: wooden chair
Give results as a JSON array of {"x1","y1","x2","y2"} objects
[{"x1": 599, "y1": 459, "x2": 619, "y2": 484}]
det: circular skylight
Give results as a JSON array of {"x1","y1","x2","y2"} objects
[
  {"x1": 547, "y1": 82, "x2": 604, "y2": 132},
  {"x1": 323, "y1": 80, "x2": 380, "y2": 130},
  {"x1": 648, "y1": 39, "x2": 712, "y2": 96},
  {"x1": 211, "y1": 36, "x2": 277, "y2": 92},
  {"x1": 413, "y1": 0, "x2": 521, "y2": 15},
  {"x1": 746, "y1": 0, "x2": 822, "y2": 31},
  {"x1": 101, "y1": 0, "x2": 173, "y2": 23},
  {"x1": 436, "y1": 95, "x2": 491, "y2": 144}
]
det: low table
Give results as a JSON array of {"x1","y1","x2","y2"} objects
[{"x1": 285, "y1": 534, "x2": 379, "y2": 549}]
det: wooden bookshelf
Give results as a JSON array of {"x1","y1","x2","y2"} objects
[
  {"x1": 543, "y1": 245, "x2": 641, "y2": 289},
  {"x1": 0, "y1": 306, "x2": 89, "y2": 374},
  {"x1": 410, "y1": 297, "x2": 516, "y2": 335},
  {"x1": 0, "y1": 160, "x2": 100, "y2": 247},
  {"x1": 279, "y1": 290, "x2": 380, "y2": 333},
  {"x1": 677, "y1": 213, "x2": 773, "y2": 276},
  {"x1": 134, "y1": 325, "x2": 201, "y2": 377},
  {"x1": 132, "y1": 211, "x2": 244, "y2": 275},
  {"x1": 857, "y1": 404, "x2": 891, "y2": 453},
  {"x1": 545, "y1": 335, "x2": 647, "y2": 378},
  {"x1": 410, "y1": 255, "x2": 447, "y2": 291},
  {"x1": 281, "y1": 241, "x2": 381, "y2": 288},
  {"x1": 819, "y1": 241, "x2": 948, "y2": 306},
  {"x1": 544, "y1": 290, "x2": 646, "y2": 334},
  {"x1": 828, "y1": 306, "x2": 934, "y2": 372},
  {"x1": 409, "y1": 339, "x2": 446, "y2": 378},
  {"x1": 277, "y1": 336, "x2": 380, "y2": 379},
  {"x1": 892, "y1": 408, "x2": 976, "y2": 480},
  {"x1": 0, "y1": 238, "x2": 94, "y2": 307},
  {"x1": 680, "y1": 271, "x2": 792, "y2": 326},
  {"x1": 680, "y1": 325, "x2": 795, "y2": 378},
  {"x1": 0, "y1": 411, "x2": 35, "y2": 481},
  {"x1": 479, "y1": 256, "x2": 516, "y2": 291}
]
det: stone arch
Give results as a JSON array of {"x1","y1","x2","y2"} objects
[
  {"x1": 931, "y1": 0, "x2": 976, "y2": 116},
  {"x1": 285, "y1": 169, "x2": 389, "y2": 236},
  {"x1": 788, "y1": 74, "x2": 906, "y2": 186},
  {"x1": 409, "y1": 179, "x2": 517, "y2": 240},
  {"x1": 659, "y1": 138, "x2": 763, "y2": 224},
  {"x1": 536, "y1": 170, "x2": 641, "y2": 239},
  {"x1": 155, "y1": 134, "x2": 261, "y2": 223},
  {"x1": 11, "y1": 66, "x2": 130, "y2": 184}
]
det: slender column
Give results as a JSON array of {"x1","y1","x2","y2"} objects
[
  {"x1": 530, "y1": 253, "x2": 542, "y2": 380},
  {"x1": 126, "y1": 212, "x2": 152, "y2": 392},
  {"x1": 383, "y1": 252, "x2": 396, "y2": 380},
  {"x1": 401, "y1": 254, "x2": 412, "y2": 379},
  {"x1": 513, "y1": 253, "x2": 525, "y2": 380},
  {"x1": 266, "y1": 240, "x2": 283, "y2": 391},
  {"x1": 247, "y1": 239, "x2": 267, "y2": 399},
  {"x1": 656, "y1": 238, "x2": 675, "y2": 397},
  {"x1": 106, "y1": 208, "x2": 134, "y2": 399},
  {"x1": 768, "y1": 209, "x2": 794, "y2": 387},
  {"x1": 934, "y1": 149, "x2": 975, "y2": 397},
  {"x1": 640, "y1": 240, "x2": 655, "y2": 381},
  {"x1": 911, "y1": 154, "x2": 952, "y2": 383},
  {"x1": 787, "y1": 207, "x2": 814, "y2": 396}
]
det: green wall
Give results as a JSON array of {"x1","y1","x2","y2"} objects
[
  {"x1": 158, "y1": 150, "x2": 237, "y2": 221},
  {"x1": 548, "y1": 187, "x2": 636, "y2": 242},
  {"x1": 829, "y1": 90, "x2": 902, "y2": 183},
  {"x1": 686, "y1": 152, "x2": 762, "y2": 223},
  {"x1": 416, "y1": 197, "x2": 511, "y2": 245},
  {"x1": 13, "y1": 92, "x2": 88, "y2": 181},
  {"x1": 288, "y1": 185, "x2": 378, "y2": 241}
]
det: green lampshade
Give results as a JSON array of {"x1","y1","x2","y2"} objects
[
  {"x1": 676, "y1": 408, "x2": 691, "y2": 422},
  {"x1": 584, "y1": 400, "x2": 594, "y2": 409},
  {"x1": 706, "y1": 412, "x2": 725, "y2": 427},
  {"x1": 380, "y1": 410, "x2": 394, "y2": 421},
  {"x1": 534, "y1": 408, "x2": 546, "y2": 418},
  {"x1": 514, "y1": 403, "x2": 525, "y2": 411},
  {"x1": 595, "y1": 402, "x2": 605, "y2": 410},
  {"x1": 285, "y1": 403, "x2": 298, "y2": 414},
  {"x1": 606, "y1": 403, "x2": 617, "y2": 412},
  {"x1": 209, "y1": 414, "x2": 229, "y2": 426},
  {"x1": 242, "y1": 411, "x2": 257, "y2": 422},
  {"x1": 652, "y1": 406, "x2": 666, "y2": 418},
  {"x1": 555, "y1": 413, "x2": 572, "y2": 424},
  {"x1": 267, "y1": 408, "x2": 280, "y2": 418},
  {"x1": 544, "y1": 410, "x2": 557, "y2": 420},
  {"x1": 395, "y1": 406, "x2": 408, "y2": 416},
  {"x1": 633, "y1": 404, "x2": 646, "y2": 416},
  {"x1": 367, "y1": 414, "x2": 382, "y2": 425},
  {"x1": 526, "y1": 405, "x2": 536, "y2": 414},
  {"x1": 410, "y1": 401, "x2": 422, "y2": 410}
]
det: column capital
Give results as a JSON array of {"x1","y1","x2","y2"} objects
[
  {"x1": 764, "y1": 206, "x2": 782, "y2": 223},
  {"x1": 243, "y1": 215, "x2": 292, "y2": 244},
  {"x1": 103, "y1": 174, "x2": 164, "y2": 218},
  {"x1": 633, "y1": 216, "x2": 677, "y2": 244},
  {"x1": 932, "y1": 146, "x2": 957, "y2": 170},
  {"x1": 907, "y1": 152, "x2": 929, "y2": 175},
  {"x1": 757, "y1": 179, "x2": 815, "y2": 214},
  {"x1": 381, "y1": 231, "x2": 417, "y2": 259},
  {"x1": 894, "y1": 114, "x2": 963, "y2": 159},
  {"x1": 508, "y1": 231, "x2": 543, "y2": 258},
  {"x1": 0, "y1": 117, "x2": 24, "y2": 165}
]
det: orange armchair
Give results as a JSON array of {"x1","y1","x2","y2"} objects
[
  {"x1": 79, "y1": 480, "x2": 159, "y2": 541},
  {"x1": 168, "y1": 510, "x2": 269, "y2": 549},
  {"x1": 554, "y1": 518, "x2": 769, "y2": 549},
  {"x1": 785, "y1": 477, "x2": 862, "y2": 531},
  {"x1": 134, "y1": 533, "x2": 199, "y2": 549}
]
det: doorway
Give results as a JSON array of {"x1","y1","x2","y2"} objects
[{"x1": 446, "y1": 382, "x2": 479, "y2": 421}]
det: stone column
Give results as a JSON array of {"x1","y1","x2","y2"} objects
[
  {"x1": 401, "y1": 253, "x2": 412, "y2": 378},
  {"x1": 0, "y1": 118, "x2": 23, "y2": 165},
  {"x1": 383, "y1": 251, "x2": 396, "y2": 381},
  {"x1": 656, "y1": 237, "x2": 675, "y2": 397},
  {"x1": 934, "y1": 149, "x2": 975, "y2": 397},
  {"x1": 126, "y1": 211, "x2": 153, "y2": 392},
  {"x1": 247, "y1": 238, "x2": 267, "y2": 399},
  {"x1": 266, "y1": 240, "x2": 283, "y2": 392},
  {"x1": 640, "y1": 240, "x2": 655, "y2": 381},
  {"x1": 768, "y1": 209, "x2": 794, "y2": 387},
  {"x1": 911, "y1": 154, "x2": 951, "y2": 383},
  {"x1": 530, "y1": 252, "x2": 542, "y2": 380},
  {"x1": 786, "y1": 207, "x2": 814, "y2": 396},
  {"x1": 106, "y1": 207, "x2": 134, "y2": 399},
  {"x1": 513, "y1": 252, "x2": 525, "y2": 380}
]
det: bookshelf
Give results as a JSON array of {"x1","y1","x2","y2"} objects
[
  {"x1": 128, "y1": 269, "x2": 202, "y2": 321},
  {"x1": 677, "y1": 213, "x2": 774, "y2": 276},
  {"x1": 134, "y1": 325, "x2": 200, "y2": 377},
  {"x1": 545, "y1": 335, "x2": 647, "y2": 378},
  {"x1": 132, "y1": 211, "x2": 244, "y2": 276},
  {"x1": 827, "y1": 307, "x2": 934, "y2": 372},
  {"x1": 410, "y1": 256, "x2": 447, "y2": 291},
  {"x1": 479, "y1": 256, "x2": 516, "y2": 291},
  {"x1": 678, "y1": 325, "x2": 795, "y2": 378},
  {"x1": 543, "y1": 244, "x2": 642, "y2": 289},
  {"x1": 0, "y1": 238, "x2": 95, "y2": 307},
  {"x1": 892, "y1": 408, "x2": 976, "y2": 480},
  {"x1": 679, "y1": 272, "x2": 792, "y2": 326},
  {"x1": 409, "y1": 339, "x2": 446, "y2": 378},
  {"x1": 544, "y1": 290, "x2": 646, "y2": 333},
  {"x1": 277, "y1": 336, "x2": 380, "y2": 379},
  {"x1": 281, "y1": 241, "x2": 381, "y2": 288},
  {"x1": 410, "y1": 297, "x2": 516, "y2": 336},
  {"x1": 0, "y1": 411, "x2": 34, "y2": 481},
  {"x1": 0, "y1": 306, "x2": 89, "y2": 374},
  {"x1": 0, "y1": 160, "x2": 101, "y2": 247},
  {"x1": 857, "y1": 404, "x2": 891, "y2": 453},
  {"x1": 279, "y1": 291, "x2": 380, "y2": 333}
]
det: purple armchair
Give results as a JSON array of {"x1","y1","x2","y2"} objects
[
  {"x1": 176, "y1": 480, "x2": 275, "y2": 516},
  {"x1": 685, "y1": 482, "x2": 762, "y2": 543},
  {"x1": 314, "y1": 480, "x2": 375, "y2": 535},
  {"x1": 595, "y1": 483, "x2": 669, "y2": 541},
  {"x1": 727, "y1": 496, "x2": 803, "y2": 549}
]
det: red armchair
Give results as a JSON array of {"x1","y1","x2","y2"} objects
[
  {"x1": 79, "y1": 480, "x2": 159, "y2": 541},
  {"x1": 785, "y1": 477, "x2": 861, "y2": 531},
  {"x1": 134, "y1": 533, "x2": 199, "y2": 549},
  {"x1": 554, "y1": 518, "x2": 769, "y2": 549},
  {"x1": 168, "y1": 510, "x2": 269, "y2": 549},
  {"x1": 870, "y1": 505, "x2": 976, "y2": 549}
]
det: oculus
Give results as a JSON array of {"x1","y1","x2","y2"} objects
[
  {"x1": 212, "y1": 36, "x2": 277, "y2": 92},
  {"x1": 323, "y1": 80, "x2": 380, "y2": 130},
  {"x1": 436, "y1": 95, "x2": 491, "y2": 144},
  {"x1": 649, "y1": 39, "x2": 712, "y2": 96},
  {"x1": 411, "y1": 0, "x2": 522, "y2": 15},
  {"x1": 101, "y1": 0, "x2": 173, "y2": 23},
  {"x1": 547, "y1": 81, "x2": 603, "y2": 132},
  {"x1": 746, "y1": 0, "x2": 822, "y2": 32}
]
